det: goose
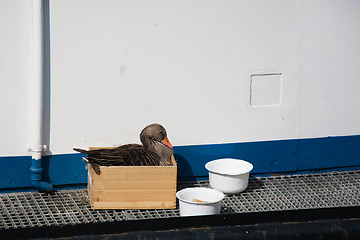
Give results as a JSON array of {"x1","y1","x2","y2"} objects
[{"x1": 73, "y1": 123, "x2": 173, "y2": 167}]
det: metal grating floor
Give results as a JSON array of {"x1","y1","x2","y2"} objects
[{"x1": 1, "y1": 170, "x2": 360, "y2": 230}]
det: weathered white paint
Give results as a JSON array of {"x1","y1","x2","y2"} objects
[{"x1": 0, "y1": 0, "x2": 359, "y2": 156}]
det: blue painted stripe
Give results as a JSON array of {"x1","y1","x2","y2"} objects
[
  {"x1": 174, "y1": 135, "x2": 360, "y2": 179},
  {"x1": 0, "y1": 154, "x2": 87, "y2": 190},
  {"x1": 1, "y1": 135, "x2": 360, "y2": 190}
]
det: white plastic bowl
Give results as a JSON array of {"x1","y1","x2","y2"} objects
[
  {"x1": 176, "y1": 187, "x2": 224, "y2": 217},
  {"x1": 205, "y1": 158, "x2": 253, "y2": 194}
]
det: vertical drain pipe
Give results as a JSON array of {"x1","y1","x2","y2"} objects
[{"x1": 30, "y1": 0, "x2": 53, "y2": 192}]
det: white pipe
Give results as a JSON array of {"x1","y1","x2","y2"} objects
[
  {"x1": 31, "y1": 0, "x2": 44, "y2": 157},
  {"x1": 30, "y1": 0, "x2": 52, "y2": 192}
]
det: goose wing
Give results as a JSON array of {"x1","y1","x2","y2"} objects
[{"x1": 74, "y1": 144, "x2": 162, "y2": 166}]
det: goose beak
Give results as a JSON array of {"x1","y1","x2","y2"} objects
[{"x1": 161, "y1": 137, "x2": 173, "y2": 149}]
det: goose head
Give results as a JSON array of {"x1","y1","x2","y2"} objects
[{"x1": 140, "y1": 123, "x2": 173, "y2": 165}]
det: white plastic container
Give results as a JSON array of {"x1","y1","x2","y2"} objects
[
  {"x1": 176, "y1": 187, "x2": 224, "y2": 217},
  {"x1": 205, "y1": 158, "x2": 253, "y2": 194}
]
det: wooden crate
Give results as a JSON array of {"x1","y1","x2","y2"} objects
[{"x1": 87, "y1": 148, "x2": 177, "y2": 209}]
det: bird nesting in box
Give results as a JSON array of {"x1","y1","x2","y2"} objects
[{"x1": 73, "y1": 123, "x2": 173, "y2": 168}]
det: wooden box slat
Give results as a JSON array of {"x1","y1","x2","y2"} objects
[{"x1": 87, "y1": 149, "x2": 177, "y2": 210}]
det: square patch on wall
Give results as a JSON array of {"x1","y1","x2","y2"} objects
[{"x1": 250, "y1": 73, "x2": 282, "y2": 107}]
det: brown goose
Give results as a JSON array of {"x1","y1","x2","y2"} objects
[{"x1": 73, "y1": 123, "x2": 173, "y2": 166}]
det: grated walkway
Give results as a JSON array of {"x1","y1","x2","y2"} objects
[{"x1": 1, "y1": 171, "x2": 360, "y2": 230}]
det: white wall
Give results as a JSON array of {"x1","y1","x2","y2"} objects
[
  {"x1": 299, "y1": 0, "x2": 360, "y2": 138},
  {"x1": 0, "y1": 0, "x2": 32, "y2": 156},
  {"x1": 0, "y1": 0, "x2": 359, "y2": 156}
]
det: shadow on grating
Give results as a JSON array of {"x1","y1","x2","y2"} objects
[{"x1": 1, "y1": 171, "x2": 359, "y2": 230}]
